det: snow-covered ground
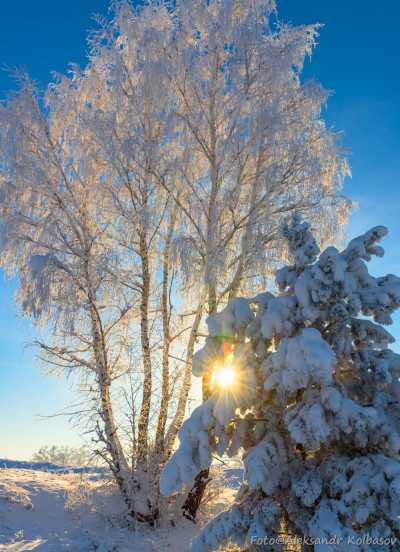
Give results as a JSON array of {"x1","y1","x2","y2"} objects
[{"x1": 0, "y1": 460, "x2": 239, "y2": 551}]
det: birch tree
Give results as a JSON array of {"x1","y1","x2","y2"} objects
[
  {"x1": 0, "y1": 80, "x2": 148, "y2": 517},
  {"x1": 156, "y1": 0, "x2": 349, "y2": 517},
  {"x1": 0, "y1": 0, "x2": 350, "y2": 525},
  {"x1": 161, "y1": 0, "x2": 350, "y2": 455}
]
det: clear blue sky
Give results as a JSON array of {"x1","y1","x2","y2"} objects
[{"x1": 0, "y1": 1, "x2": 399, "y2": 460}]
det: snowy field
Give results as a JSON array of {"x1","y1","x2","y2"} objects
[{"x1": 0, "y1": 460, "x2": 239, "y2": 552}]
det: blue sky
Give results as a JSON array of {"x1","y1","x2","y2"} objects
[{"x1": 0, "y1": 1, "x2": 399, "y2": 460}]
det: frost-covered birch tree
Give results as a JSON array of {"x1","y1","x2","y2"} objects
[
  {"x1": 161, "y1": 217, "x2": 400, "y2": 550},
  {"x1": 160, "y1": 0, "x2": 350, "y2": 457},
  {"x1": 155, "y1": 0, "x2": 350, "y2": 518},
  {"x1": 1, "y1": 0, "x2": 350, "y2": 526},
  {"x1": 0, "y1": 72, "x2": 183, "y2": 521},
  {"x1": 0, "y1": 79, "x2": 159, "y2": 521}
]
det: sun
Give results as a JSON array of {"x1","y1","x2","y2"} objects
[{"x1": 211, "y1": 365, "x2": 236, "y2": 390}]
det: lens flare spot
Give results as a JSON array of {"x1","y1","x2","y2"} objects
[{"x1": 212, "y1": 365, "x2": 236, "y2": 389}]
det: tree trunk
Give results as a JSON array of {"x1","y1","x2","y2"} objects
[
  {"x1": 181, "y1": 133, "x2": 220, "y2": 518},
  {"x1": 151, "y1": 207, "x2": 176, "y2": 514},
  {"x1": 181, "y1": 159, "x2": 261, "y2": 520},
  {"x1": 88, "y1": 295, "x2": 145, "y2": 520},
  {"x1": 134, "y1": 228, "x2": 160, "y2": 521},
  {"x1": 181, "y1": 351, "x2": 213, "y2": 521},
  {"x1": 164, "y1": 289, "x2": 207, "y2": 458},
  {"x1": 155, "y1": 207, "x2": 176, "y2": 457},
  {"x1": 181, "y1": 282, "x2": 217, "y2": 520},
  {"x1": 137, "y1": 229, "x2": 152, "y2": 468},
  {"x1": 182, "y1": 469, "x2": 212, "y2": 521},
  {"x1": 86, "y1": 266, "x2": 127, "y2": 473}
]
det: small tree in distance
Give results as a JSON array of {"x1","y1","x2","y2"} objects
[
  {"x1": 161, "y1": 217, "x2": 400, "y2": 551},
  {"x1": 32, "y1": 445, "x2": 93, "y2": 467}
]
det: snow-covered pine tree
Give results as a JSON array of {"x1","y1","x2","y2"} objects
[{"x1": 160, "y1": 216, "x2": 400, "y2": 551}]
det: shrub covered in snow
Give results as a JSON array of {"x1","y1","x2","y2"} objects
[
  {"x1": 32, "y1": 445, "x2": 93, "y2": 467},
  {"x1": 161, "y1": 217, "x2": 400, "y2": 551}
]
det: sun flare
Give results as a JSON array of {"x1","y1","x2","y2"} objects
[{"x1": 211, "y1": 365, "x2": 236, "y2": 390}]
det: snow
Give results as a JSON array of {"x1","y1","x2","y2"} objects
[
  {"x1": 285, "y1": 399, "x2": 331, "y2": 450},
  {"x1": 0, "y1": 467, "x2": 101, "y2": 551},
  {"x1": 160, "y1": 401, "x2": 215, "y2": 496},
  {"x1": 262, "y1": 328, "x2": 336, "y2": 397},
  {"x1": 0, "y1": 459, "x2": 103, "y2": 475},
  {"x1": 192, "y1": 339, "x2": 221, "y2": 378},
  {"x1": 206, "y1": 299, "x2": 254, "y2": 339},
  {"x1": 261, "y1": 295, "x2": 298, "y2": 339},
  {"x1": 243, "y1": 433, "x2": 287, "y2": 495},
  {"x1": 0, "y1": 463, "x2": 237, "y2": 551},
  {"x1": 293, "y1": 471, "x2": 322, "y2": 507}
]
